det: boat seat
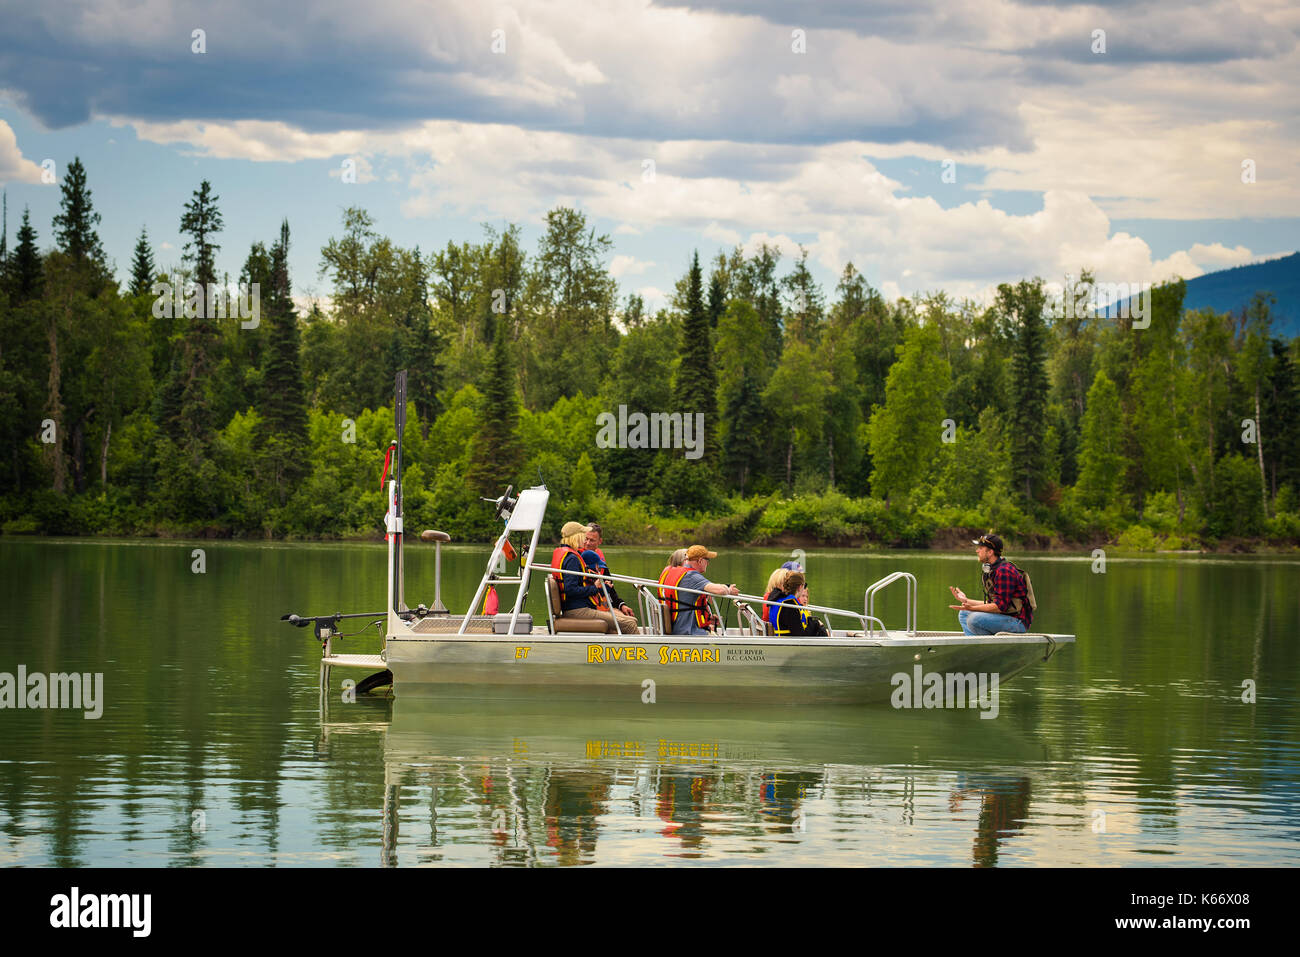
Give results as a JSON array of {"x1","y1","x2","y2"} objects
[{"x1": 545, "y1": 575, "x2": 608, "y2": 634}]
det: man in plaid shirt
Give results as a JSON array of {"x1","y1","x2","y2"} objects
[{"x1": 948, "y1": 533, "x2": 1031, "y2": 635}]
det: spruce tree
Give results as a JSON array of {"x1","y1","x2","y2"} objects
[
  {"x1": 261, "y1": 221, "x2": 307, "y2": 441},
  {"x1": 165, "y1": 181, "x2": 225, "y2": 448},
  {"x1": 8, "y1": 208, "x2": 42, "y2": 303},
  {"x1": 1265, "y1": 338, "x2": 1300, "y2": 499},
  {"x1": 51, "y1": 157, "x2": 105, "y2": 269},
  {"x1": 130, "y1": 227, "x2": 156, "y2": 297},
  {"x1": 707, "y1": 268, "x2": 726, "y2": 330},
  {"x1": 672, "y1": 251, "x2": 717, "y2": 462},
  {"x1": 180, "y1": 180, "x2": 223, "y2": 288},
  {"x1": 466, "y1": 316, "x2": 523, "y2": 496},
  {"x1": 1001, "y1": 279, "x2": 1049, "y2": 502}
]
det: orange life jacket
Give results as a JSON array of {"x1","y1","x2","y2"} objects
[
  {"x1": 657, "y1": 566, "x2": 710, "y2": 630},
  {"x1": 551, "y1": 545, "x2": 598, "y2": 607}
]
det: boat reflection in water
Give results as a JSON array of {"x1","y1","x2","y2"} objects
[{"x1": 327, "y1": 693, "x2": 1051, "y2": 867}]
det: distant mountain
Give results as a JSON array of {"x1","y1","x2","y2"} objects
[
  {"x1": 1180, "y1": 252, "x2": 1300, "y2": 338},
  {"x1": 1095, "y1": 252, "x2": 1299, "y2": 337}
]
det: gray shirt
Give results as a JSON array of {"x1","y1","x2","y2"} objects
[{"x1": 670, "y1": 570, "x2": 712, "y2": 636}]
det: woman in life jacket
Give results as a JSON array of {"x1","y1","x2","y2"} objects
[
  {"x1": 549, "y1": 521, "x2": 633, "y2": 633},
  {"x1": 766, "y1": 572, "x2": 828, "y2": 637}
]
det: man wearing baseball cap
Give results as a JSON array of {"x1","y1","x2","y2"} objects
[
  {"x1": 948, "y1": 533, "x2": 1032, "y2": 635},
  {"x1": 658, "y1": 544, "x2": 740, "y2": 636}
]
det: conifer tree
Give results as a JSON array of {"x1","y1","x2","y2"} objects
[
  {"x1": 51, "y1": 157, "x2": 105, "y2": 270},
  {"x1": 261, "y1": 221, "x2": 307, "y2": 441},
  {"x1": 466, "y1": 316, "x2": 523, "y2": 496},
  {"x1": 8, "y1": 208, "x2": 42, "y2": 302},
  {"x1": 1001, "y1": 279, "x2": 1049, "y2": 502},
  {"x1": 673, "y1": 251, "x2": 717, "y2": 462},
  {"x1": 164, "y1": 181, "x2": 225, "y2": 448},
  {"x1": 130, "y1": 227, "x2": 156, "y2": 297}
]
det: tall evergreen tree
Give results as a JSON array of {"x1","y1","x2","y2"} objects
[
  {"x1": 1000, "y1": 279, "x2": 1049, "y2": 502},
  {"x1": 261, "y1": 221, "x2": 307, "y2": 438},
  {"x1": 781, "y1": 246, "x2": 825, "y2": 346},
  {"x1": 716, "y1": 299, "x2": 769, "y2": 494},
  {"x1": 745, "y1": 243, "x2": 783, "y2": 373},
  {"x1": 7, "y1": 207, "x2": 42, "y2": 302},
  {"x1": 51, "y1": 157, "x2": 105, "y2": 270},
  {"x1": 1264, "y1": 338, "x2": 1300, "y2": 500},
  {"x1": 466, "y1": 317, "x2": 523, "y2": 496},
  {"x1": 130, "y1": 227, "x2": 156, "y2": 297},
  {"x1": 256, "y1": 221, "x2": 309, "y2": 504},
  {"x1": 673, "y1": 251, "x2": 717, "y2": 462},
  {"x1": 706, "y1": 267, "x2": 726, "y2": 330},
  {"x1": 166, "y1": 181, "x2": 225, "y2": 447},
  {"x1": 180, "y1": 180, "x2": 223, "y2": 289}
]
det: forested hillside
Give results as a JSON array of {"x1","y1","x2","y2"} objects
[{"x1": 2, "y1": 162, "x2": 1298, "y2": 549}]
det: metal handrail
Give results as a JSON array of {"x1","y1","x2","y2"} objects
[
  {"x1": 864, "y1": 571, "x2": 917, "y2": 636},
  {"x1": 530, "y1": 563, "x2": 884, "y2": 636}
]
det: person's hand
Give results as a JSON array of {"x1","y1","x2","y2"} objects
[
  {"x1": 729, "y1": 584, "x2": 740, "y2": 596},
  {"x1": 949, "y1": 585, "x2": 968, "y2": 603}
]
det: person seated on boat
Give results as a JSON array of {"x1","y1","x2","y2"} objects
[
  {"x1": 581, "y1": 548, "x2": 637, "y2": 626},
  {"x1": 766, "y1": 572, "x2": 829, "y2": 637},
  {"x1": 553, "y1": 522, "x2": 637, "y2": 634},
  {"x1": 584, "y1": 522, "x2": 606, "y2": 563},
  {"x1": 949, "y1": 533, "x2": 1032, "y2": 636},
  {"x1": 667, "y1": 547, "x2": 687, "y2": 568},
  {"x1": 762, "y1": 560, "x2": 803, "y2": 605},
  {"x1": 658, "y1": 545, "x2": 739, "y2": 636}
]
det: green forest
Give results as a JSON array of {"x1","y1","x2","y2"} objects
[{"x1": 2, "y1": 159, "x2": 1298, "y2": 550}]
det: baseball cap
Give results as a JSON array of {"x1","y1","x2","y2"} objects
[
  {"x1": 686, "y1": 545, "x2": 718, "y2": 561},
  {"x1": 780, "y1": 560, "x2": 804, "y2": 572},
  {"x1": 972, "y1": 533, "x2": 1003, "y2": 555},
  {"x1": 561, "y1": 521, "x2": 591, "y2": 538},
  {"x1": 581, "y1": 549, "x2": 608, "y2": 570}
]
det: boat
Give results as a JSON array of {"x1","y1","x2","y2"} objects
[{"x1": 283, "y1": 372, "x2": 1074, "y2": 706}]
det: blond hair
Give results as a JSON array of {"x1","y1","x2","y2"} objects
[
  {"x1": 668, "y1": 548, "x2": 687, "y2": 567},
  {"x1": 562, "y1": 531, "x2": 588, "y2": 549},
  {"x1": 765, "y1": 567, "x2": 789, "y2": 595}
]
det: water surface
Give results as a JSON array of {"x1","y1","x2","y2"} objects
[{"x1": 1, "y1": 538, "x2": 1296, "y2": 866}]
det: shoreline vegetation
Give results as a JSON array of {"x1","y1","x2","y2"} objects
[
  {"x1": 3, "y1": 489, "x2": 1297, "y2": 554},
  {"x1": 2, "y1": 167, "x2": 1298, "y2": 553}
]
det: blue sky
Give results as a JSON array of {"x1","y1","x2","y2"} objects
[{"x1": 1, "y1": 0, "x2": 1297, "y2": 310}]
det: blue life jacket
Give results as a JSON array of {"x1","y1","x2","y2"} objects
[{"x1": 766, "y1": 593, "x2": 802, "y2": 632}]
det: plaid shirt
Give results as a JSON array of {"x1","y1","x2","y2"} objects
[{"x1": 983, "y1": 560, "x2": 1032, "y2": 627}]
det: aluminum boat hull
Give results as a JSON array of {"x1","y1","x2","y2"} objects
[{"x1": 383, "y1": 629, "x2": 1072, "y2": 704}]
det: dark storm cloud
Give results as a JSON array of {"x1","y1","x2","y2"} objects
[{"x1": 0, "y1": 0, "x2": 1033, "y2": 152}]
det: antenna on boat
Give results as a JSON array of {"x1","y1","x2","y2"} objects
[{"x1": 386, "y1": 371, "x2": 408, "y2": 620}]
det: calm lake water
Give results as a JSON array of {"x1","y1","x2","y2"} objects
[{"x1": 1, "y1": 537, "x2": 1297, "y2": 867}]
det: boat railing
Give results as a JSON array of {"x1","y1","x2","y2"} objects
[
  {"x1": 864, "y1": 571, "x2": 917, "y2": 636},
  {"x1": 528, "y1": 563, "x2": 887, "y2": 637}
]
